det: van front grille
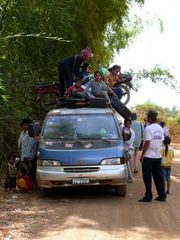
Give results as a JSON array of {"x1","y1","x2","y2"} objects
[{"x1": 64, "y1": 167, "x2": 99, "y2": 173}]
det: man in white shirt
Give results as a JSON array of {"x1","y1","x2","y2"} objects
[{"x1": 138, "y1": 110, "x2": 166, "y2": 202}]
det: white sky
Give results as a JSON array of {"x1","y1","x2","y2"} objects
[{"x1": 113, "y1": 0, "x2": 180, "y2": 109}]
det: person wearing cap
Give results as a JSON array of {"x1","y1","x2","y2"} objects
[
  {"x1": 18, "y1": 118, "x2": 36, "y2": 178},
  {"x1": 58, "y1": 48, "x2": 93, "y2": 97},
  {"x1": 138, "y1": 110, "x2": 166, "y2": 202}
]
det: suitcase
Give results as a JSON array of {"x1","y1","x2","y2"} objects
[
  {"x1": 87, "y1": 97, "x2": 108, "y2": 108},
  {"x1": 65, "y1": 98, "x2": 87, "y2": 108}
]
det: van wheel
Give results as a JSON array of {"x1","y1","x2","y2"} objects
[{"x1": 115, "y1": 185, "x2": 127, "y2": 197}]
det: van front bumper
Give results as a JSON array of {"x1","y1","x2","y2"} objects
[{"x1": 36, "y1": 164, "x2": 127, "y2": 188}]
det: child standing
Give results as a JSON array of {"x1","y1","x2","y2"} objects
[
  {"x1": 161, "y1": 136, "x2": 174, "y2": 194},
  {"x1": 123, "y1": 118, "x2": 135, "y2": 183},
  {"x1": 4, "y1": 155, "x2": 17, "y2": 190}
]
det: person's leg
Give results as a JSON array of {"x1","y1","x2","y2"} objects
[
  {"x1": 133, "y1": 148, "x2": 139, "y2": 173},
  {"x1": 126, "y1": 161, "x2": 134, "y2": 182},
  {"x1": 29, "y1": 158, "x2": 37, "y2": 183},
  {"x1": 9, "y1": 177, "x2": 16, "y2": 188},
  {"x1": 129, "y1": 149, "x2": 134, "y2": 174},
  {"x1": 26, "y1": 160, "x2": 33, "y2": 177},
  {"x1": 167, "y1": 181, "x2": 170, "y2": 194},
  {"x1": 152, "y1": 158, "x2": 166, "y2": 199},
  {"x1": 109, "y1": 95, "x2": 132, "y2": 119},
  {"x1": 74, "y1": 92, "x2": 87, "y2": 99},
  {"x1": 112, "y1": 87, "x2": 123, "y2": 100},
  {"x1": 4, "y1": 177, "x2": 10, "y2": 190},
  {"x1": 142, "y1": 157, "x2": 153, "y2": 200},
  {"x1": 166, "y1": 168, "x2": 171, "y2": 194},
  {"x1": 161, "y1": 168, "x2": 166, "y2": 192},
  {"x1": 125, "y1": 151, "x2": 133, "y2": 183}
]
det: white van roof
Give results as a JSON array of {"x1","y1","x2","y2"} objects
[{"x1": 47, "y1": 107, "x2": 114, "y2": 116}]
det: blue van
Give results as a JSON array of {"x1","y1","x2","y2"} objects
[{"x1": 36, "y1": 107, "x2": 127, "y2": 196}]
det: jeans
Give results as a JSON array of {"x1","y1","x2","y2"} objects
[{"x1": 142, "y1": 157, "x2": 166, "y2": 200}]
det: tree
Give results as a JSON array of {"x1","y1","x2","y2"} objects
[
  {"x1": 129, "y1": 65, "x2": 179, "y2": 93},
  {"x1": 131, "y1": 102, "x2": 172, "y2": 121},
  {"x1": 0, "y1": 0, "x2": 145, "y2": 167}
]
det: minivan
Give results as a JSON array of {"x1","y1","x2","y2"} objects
[{"x1": 36, "y1": 106, "x2": 127, "y2": 196}]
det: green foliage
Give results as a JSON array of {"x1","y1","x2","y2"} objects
[
  {"x1": 128, "y1": 65, "x2": 178, "y2": 93},
  {"x1": 175, "y1": 114, "x2": 180, "y2": 125},
  {"x1": 0, "y1": 0, "x2": 145, "y2": 170},
  {"x1": 131, "y1": 102, "x2": 180, "y2": 143},
  {"x1": 131, "y1": 102, "x2": 173, "y2": 122}
]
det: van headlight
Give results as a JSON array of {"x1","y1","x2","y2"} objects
[
  {"x1": 101, "y1": 158, "x2": 124, "y2": 165},
  {"x1": 37, "y1": 160, "x2": 61, "y2": 166}
]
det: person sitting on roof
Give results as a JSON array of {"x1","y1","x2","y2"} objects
[
  {"x1": 106, "y1": 65, "x2": 124, "y2": 100},
  {"x1": 65, "y1": 78, "x2": 86, "y2": 98},
  {"x1": 84, "y1": 70, "x2": 110, "y2": 103}
]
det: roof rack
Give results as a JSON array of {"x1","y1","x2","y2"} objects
[{"x1": 65, "y1": 97, "x2": 109, "y2": 109}]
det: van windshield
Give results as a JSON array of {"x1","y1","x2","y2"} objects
[{"x1": 43, "y1": 114, "x2": 120, "y2": 140}]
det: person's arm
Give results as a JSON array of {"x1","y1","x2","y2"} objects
[
  {"x1": 26, "y1": 137, "x2": 36, "y2": 160},
  {"x1": 102, "y1": 81, "x2": 108, "y2": 92},
  {"x1": 106, "y1": 75, "x2": 116, "y2": 95},
  {"x1": 73, "y1": 55, "x2": 83, "y2": 77},
  {"x1": 84, "y1": 80, "x2": 95, "y2": 97},
  {"x1": 140, "y1": 140, "x2": 150, "y2": 163},
  {"x1": 140, "y1": 127, "x2": 151, "y2": 163}
]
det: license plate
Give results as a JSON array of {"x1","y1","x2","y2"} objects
[{"x1": 72, "y1": 178, "x2": 90, "y2": 185}]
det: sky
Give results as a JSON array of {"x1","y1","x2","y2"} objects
[{"x1": 113, "y1": 0, "x2": 180, "y2": 110}]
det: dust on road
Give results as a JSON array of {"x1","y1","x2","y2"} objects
[{"x1": 1, "y1": 148, "x2": 180, "y2": 240}]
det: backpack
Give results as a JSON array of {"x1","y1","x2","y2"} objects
[{"x1": 122, "y1": 127, "x2": 131, "y2": 142}]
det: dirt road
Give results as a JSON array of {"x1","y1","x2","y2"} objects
[{"x1": 1, "y1": 148, "x2": 180, "y2": 240}]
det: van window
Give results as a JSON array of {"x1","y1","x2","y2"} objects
[{"x1": 43, "y1": 114, "x2": 119, "y2": 140}]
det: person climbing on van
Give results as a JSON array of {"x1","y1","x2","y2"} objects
[
  {"x1": 58, "y1": 48, "x2": 93, "y2": 97},
  {"x1": 122, "y1": 118, "x2": 135, "y2": 183}
]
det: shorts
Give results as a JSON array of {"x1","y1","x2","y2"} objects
[{"x1": 162, "y1": 167, "x2": 171, "y2": 181}]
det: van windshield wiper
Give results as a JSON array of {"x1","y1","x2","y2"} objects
[
  {"x1": 60, "y1": 135, "x2": 85, "y2": 146},
  {"x1": 78, "y1": 137, "x2": 111, "y2": 143},
  {"x1": 44, "y1": 136, "x2": 84, "y2": 146}
]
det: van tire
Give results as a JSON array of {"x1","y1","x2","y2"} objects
[{"x1": 115, "y1": 185, "x2": 127, "y2": 197}]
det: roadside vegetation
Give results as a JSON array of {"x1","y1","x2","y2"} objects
[
  {"x1": 131, "y1": 102, "x2": 180, "y2": 144},
  {"x1": 0, "y1": 0, "x2": 179, "y2": 172}
]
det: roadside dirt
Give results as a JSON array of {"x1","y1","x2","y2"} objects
[{"x1": 1, "y1": 145, "x2": 180, "y2": 240}]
